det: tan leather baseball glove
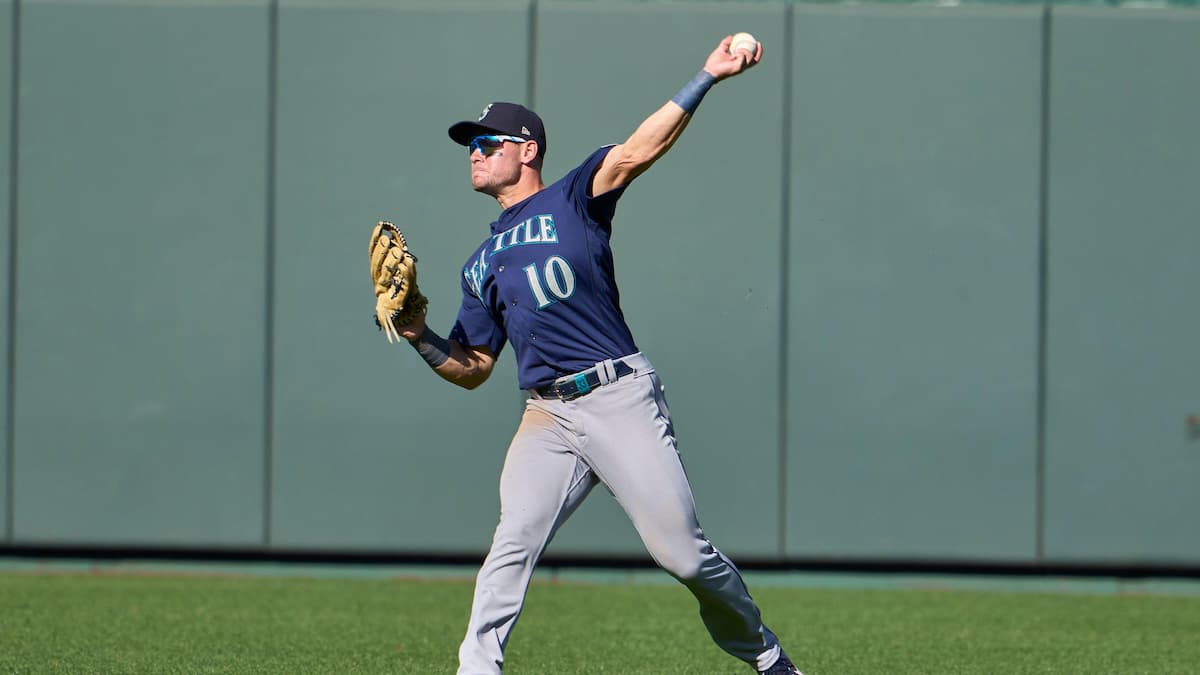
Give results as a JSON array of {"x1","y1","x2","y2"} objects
[{"x1": 369, "y1": 221, "x2": 428, "y2": 343}]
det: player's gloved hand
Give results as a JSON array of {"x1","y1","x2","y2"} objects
[
  {"x1": 392, "y1": 311, "x2": 428, "y2": 345},
  {"x1": 369, "y1": 221, "x2": 429, "y2": 343},
  {"x1": 703, "y1": 34, "x2": 763, "y2": 81}
]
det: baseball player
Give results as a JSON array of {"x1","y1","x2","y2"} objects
[{"x1": 391, "y1": 35, "x2": 802, "y2": 675}]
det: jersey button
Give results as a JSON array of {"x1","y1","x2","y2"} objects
[{"x1": 498, "y1": 265, "x2": 505, "y2": 272}]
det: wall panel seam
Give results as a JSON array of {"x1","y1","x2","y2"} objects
[
  {"x1": 527, "y1": 0, "x2": 537, "y2": 106},
  {"x1": 776, "y1": 3, "x2": 794, "y2": 560},
  {"x1": 1035, "y1": 5, "x2": 1053, "y2": 562},
  {"x1": 524, "y1": 0, "x2": 538, "y2": 421},
  {"x1": 4, "y1": 0, "x2": 21, "y2": 544},
  {"x1": 262, "y1": 0, "x2": 279, "y2": 548}
]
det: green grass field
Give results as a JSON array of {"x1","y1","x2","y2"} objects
[{"x1": 2, "y1": 568, "x2": 1199, "y2": 674}]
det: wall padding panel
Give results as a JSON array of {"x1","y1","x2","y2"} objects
[
  {"x1": 534, "y1": 1, "x2": 788, "y2": 558},
  {"x1": 270, "y1": 1, "x2": 529, "y2": 550},
  {"x1": 13, "y1": 0, "x2": 270, "y2": 545},
  {"x1": 786, "y1": 6, "x2": 1043, "y2": 560},
  {"x1": 1043, "y1": 8, "x2": 1200, "y2": 562}
]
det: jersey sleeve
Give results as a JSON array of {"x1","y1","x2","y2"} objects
[
  {"x1": 448, "y1": 278, "x2": 507, "y2": 357},
  {"x1": 566, "y1": 145, "x2": 627, "y2": 226}
]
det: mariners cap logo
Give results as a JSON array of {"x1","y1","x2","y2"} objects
[{"x1": 478, "y1": 103, "x2": 493, "y2": 122}]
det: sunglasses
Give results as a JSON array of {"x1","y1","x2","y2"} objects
[{"x1": 468, "y1": 134, "x2": 528, "y2": 157}]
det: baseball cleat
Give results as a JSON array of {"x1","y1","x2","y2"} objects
[{"x1": 758, "y1": 651, "x2": 803, "y2": 675}]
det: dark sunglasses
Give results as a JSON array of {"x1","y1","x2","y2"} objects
[{"x1": 468, "y1": 134, "x2": 528, "y2": 157}]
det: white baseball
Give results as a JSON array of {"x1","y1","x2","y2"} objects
[{"x1": 729, "y1": 32, "x2": 758, "y2": 58}]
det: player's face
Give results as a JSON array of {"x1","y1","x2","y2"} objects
[{"x1": 468, "y1": 135, "x2": 526, "y2": 194}]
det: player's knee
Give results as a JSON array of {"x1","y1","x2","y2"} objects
[
  {"x1": 491, "y1": 520, "x2": 551, "y2": 562},
  {"x1": 487, "y1": 535, "x2": 537, "y2": 570},
  {"x1": 653, "y1": 550, "x2": 705, "y2": 582}
]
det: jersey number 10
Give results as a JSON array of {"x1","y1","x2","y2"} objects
[{"x1": 523, "y1": 255, "x2": 576, "y2": 309}]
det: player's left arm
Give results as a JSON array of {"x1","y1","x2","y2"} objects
[{"x1": 590, "y1": 34, "x2": 762, "y2": 196}]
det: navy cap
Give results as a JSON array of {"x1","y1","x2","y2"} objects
[{"x1": 448, "y1": 102, "x2": 547, "y2": 159}]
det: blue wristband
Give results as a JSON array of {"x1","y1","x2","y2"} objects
[
  {"x1": 411, "y1": 326, "x2": 451, "y2": 368},
  {"x1": 671, "y1": 70, "x2": 717, "y2": 115}
]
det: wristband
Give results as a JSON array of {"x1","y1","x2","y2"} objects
[
  {"x1": 671, "y1": 70, "x2": 717, "y2": 115},
  {"x1": 410, "y1": 326, "x2": 450, "y2": 368}
]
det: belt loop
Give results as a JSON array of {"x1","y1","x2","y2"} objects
[{"x1": 596, "y1": 358, "x2": 616, "y2": 385}]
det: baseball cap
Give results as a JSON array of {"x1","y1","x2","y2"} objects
[{"x1": 448, "y1": 102, "x2": 547, "y2": 159}]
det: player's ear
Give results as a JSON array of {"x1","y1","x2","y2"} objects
[{"x1": 523, "y1": 140, "x2": 541, "y2": 168}]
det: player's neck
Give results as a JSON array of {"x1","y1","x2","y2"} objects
[{"x1": 495, "y1": 173, "x2": 545, "y2": 210}]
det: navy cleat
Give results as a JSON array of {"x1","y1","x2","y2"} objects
[{"x1": 758, "y1": 651, "x2": 803, "y2": 675}]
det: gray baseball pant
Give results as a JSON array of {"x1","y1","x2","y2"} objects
[{"x1": 456, "y1": 353, "x2": 782, "y2": 674}]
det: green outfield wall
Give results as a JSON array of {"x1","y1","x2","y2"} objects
[{"x1": 1, "y1": 0, "x2": 1197, "y2": 567}]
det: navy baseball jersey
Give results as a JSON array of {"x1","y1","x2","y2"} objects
[{"x1": 449, "y1": 146, "x2": 639, "y2": 390}]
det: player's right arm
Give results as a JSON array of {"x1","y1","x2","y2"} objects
[
  {"x1": 394, "y1": 314, "x2": 496, "y2": 390},
  {"x1": 590, "y1": 34, "x2": 762, "y2": 196}
]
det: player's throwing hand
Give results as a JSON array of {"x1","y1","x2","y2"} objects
[{"x1": 704, "y1": 33, "x2": 763, "y2": 81}]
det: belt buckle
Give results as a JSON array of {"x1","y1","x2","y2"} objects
[
  {"x1": 560, "y1": 381, "x2": 585, "y2": 401},
  {"x1": 555, "y1": 372, "x2": 593, "y2": 401},
  {"x1": 572, "y1": 373, "x2": 592, "y2": 396}
]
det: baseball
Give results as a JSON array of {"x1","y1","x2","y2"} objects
[{"x1": 729, "y1": 32, "x2": 758, "y2": 58}]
